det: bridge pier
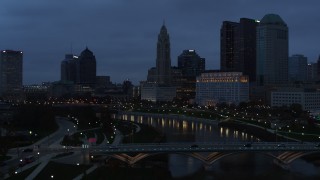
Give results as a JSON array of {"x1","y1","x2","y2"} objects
[
  {"x1": 203, "y1": 164, "x2": 213, "y2": 171},
  {"x1": 273, "y1": 159, "x2": 290, "y2": 170}
]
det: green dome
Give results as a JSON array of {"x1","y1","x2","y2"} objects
[{"x1": 260, "y1": 14, "x2": 287, "y2": 26}]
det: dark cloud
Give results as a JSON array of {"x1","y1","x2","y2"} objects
[{"x1": 0, "y1": 0, "x2": 319, "y2": 85}]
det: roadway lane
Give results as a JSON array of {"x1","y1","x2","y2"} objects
[
  {"x1": 90, "y1": 142, "x2": 320, "y2": 154},
  {"x1": 2, "y1": 117, "x2": 77, "y2": 177}
]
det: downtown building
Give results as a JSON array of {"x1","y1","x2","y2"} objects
[
  {"x1": 220, "y1": 18, "x2": 258, "y2": 83},
  {"x1": 256, "y1": 14, "x2": 288, "y2": 86},
  {"x1": 57, "y1": 47, "x2": 97, "y2": 98},
  {"x1": 307, "y1": 56, "x2": 320, "y2": 82},
  {"x1": 176, "y1": 49, "x2": 205, "y2": 100},
  {"x1": 288, "y1": 54, "x2": 308, "y2": 82},
  {"x1": 252, "y1": 14, "x2": 289, "y2": 102},
  {"x1": 142, "y1": 23, "x2": 176, "y2": 102},
  {"x1": 195, "y1": 71, "x2": 249, "y2": 106},
  {"x1": 0, "y1": 50, "x2": 23, "y2": 100},
  {"x1": 60, "y1": 47, "x2": 96, "y2": 86},
  {"x1": 271, "y1": 88, "x2": 320, "y2": 111}
]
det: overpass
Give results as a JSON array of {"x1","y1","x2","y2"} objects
[{"x1": 89, "y1": 142, "x2": 320, "y2": 166}]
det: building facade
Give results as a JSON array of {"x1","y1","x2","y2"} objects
[
  {"x1": 141, "y1": 83, "x2": 176, "y2": 102},
  {"x1": 178, "y1": 50, "x2": 205, "y2": 78},
  {"x1": 176, "y1": 50, "x2": 205, "y2": 100},
  {"x1": 271, "y1": 88, "x2": 320, "y2": 111},
  {"x1": 60, "y1": 47, "x2": 96, "y2": 87},
  {"x1": 196, "y1": 72, "x2": 249, "y2": 106},
  {"x1": 156, "y1": 23, "x2": 172, "y2": 85},
  {"x1": 220, "y1": 18, "x2": 258, "y2": 82},
  {"x1": 0, "y1": 50, "x2": 23, "y2": 98},
  {"x1": 307, "y1": 63, "x2": 318, "y2": 82},
  {"x1": 288, "y1": 54, "x2": 308, "y2": 82},
  {"x1": 77, "y1": 47, "x2": 96, "y2": 86},
  {"x1": 141, "y1": 23, "x2": 176, "y2": 102},
  {"x1": 256, "y1": 14, "x2": 289, "y2": 86},
  {"x1": 61, "y1": 54, "x2": 78, "y2": 83}
]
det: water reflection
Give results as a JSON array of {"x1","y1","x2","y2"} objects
[
  {"x1": 113, "y1": 113, "x2": 320, "y2": 178},
  {"x1": 116, "y1": 114, "x2": 257, "y2": 143}
]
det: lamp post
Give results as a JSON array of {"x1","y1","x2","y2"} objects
[{"x1": 37, "y1": 152, "x2": 40, "y2": 163}]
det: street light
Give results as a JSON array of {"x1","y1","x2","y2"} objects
[{"x1": 37, "y1": 152, "x2": 40, "y2": 163}]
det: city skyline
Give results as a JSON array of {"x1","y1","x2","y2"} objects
[{"x1": 1, "y1": 0, "x2": 320, "y2": 85}]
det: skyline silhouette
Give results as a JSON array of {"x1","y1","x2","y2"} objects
[{"x1": 1, "y1": 0, "x2": 320, "y2": 85}]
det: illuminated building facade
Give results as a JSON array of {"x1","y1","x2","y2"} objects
[
  {"x1": 0, "y1": 50, "x2": 23, "y2": 98},
  {"x1": 196, "y1": 72, "x2": 249, "y2": 106}
]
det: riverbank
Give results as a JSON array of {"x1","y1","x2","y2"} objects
[{"x1": 218, "y1": 121, "x2": 295, "y2": 142}]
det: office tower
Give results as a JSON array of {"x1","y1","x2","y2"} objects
[
  {"x1": 307, "y1": 63, "x2": 318, "y2": 82},
  {"x1": 156, "y1": 23, "x2": 172, "y2": 84},
  {"x1": 288, "y1": 54, "x2": 308, "y2": 82},
  {"x1": 220, "y1": 18, "x2": 258, "y2": 82},
  {"x1": 317, "y1": 55, "x2": 320, "y2": 80},
  {"x1": 141, "y1": 23, "x2": 176, "y2": 102},
  {"x1": 178, "y1": 50, "x2": 205, "y2": 77},
  {"x1": 256, "y1": 14, "x2": 288, "y2": 86},
  {"x1": 0, "y1": 50, "x2": 23, "y2": 97},
  {"x1": 176, "y1": 50, "x2": 205, "y2": 99},
  {"x1": 61, "y1": 54, "x2": 78, "y2": 83},
  {"x1": 77, "y1": 47, "x2": 96, "y2": 85}
]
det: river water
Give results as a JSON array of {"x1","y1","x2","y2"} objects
[{"x1": 114, "y1": 113, "x2": 320, "y2": 179}]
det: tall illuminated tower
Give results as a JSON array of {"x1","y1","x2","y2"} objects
[{"x1": 156, "y1": 23, "x2": 172, "y2": 85}]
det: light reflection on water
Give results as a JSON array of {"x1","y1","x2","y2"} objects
[
  {"x1": 113, "y1": 113, "x2": 320, "y2": 178},
  {"x1": 117, "y1": 114, "x2": 256, "y2": 142}
]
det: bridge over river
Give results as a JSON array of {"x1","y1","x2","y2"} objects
[{"x1": 89, "y1": 142, "x2": 320, "y2": 166}]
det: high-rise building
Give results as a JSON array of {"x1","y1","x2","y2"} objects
[
  {"x1": 0, "y1": 50, "x2": 23, "y2": 97},
  {"x1": 256, "y1": 14, "x2": 288, "y2": 86},
  {"x1": 178, "y1": 50, "x2": 205, "y2": 77},
  {"x1": 61, "y1": 54, "x2": 78, "y2": 83},
  {"x1": 77, "y1": 47, "x2": 96, "y2": 85},
  {"x1": 141, "y1": 23, "x2": 176, "y2": 102},
  {"x1": 220, "y1": 18, "x2": 258, "y2": 82},
  {"x1": 307, "y1": 63, "x2": 318, "y2": 82},
  {"x1": 156, "y1": 23, "x2": 172, "y2": 85},
  {"x1": 176, "y1": 50, "x2": 205, "y2": 100},
  {"x1": 288, "y1": 54, "x2": 308, "y2": 82},
  {"x1": 317, "y1": 55, "x2": 320, "y2": 80}
]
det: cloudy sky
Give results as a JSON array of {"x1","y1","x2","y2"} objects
[{"x1": 1, "y1": 0, "x2": 320, "y2": 85}]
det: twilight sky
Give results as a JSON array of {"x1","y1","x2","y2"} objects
[{"x1": 1, "y1": 0, "x2": 320, "y2": 85}]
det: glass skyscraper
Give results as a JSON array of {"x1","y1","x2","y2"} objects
[{"x1": 256, "y1": 14, "x2": 288, "y2": 86}]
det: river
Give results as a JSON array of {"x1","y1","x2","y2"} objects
[{"x1": 113, "y1": 113, "x2": 320, "y2": 179}]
